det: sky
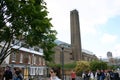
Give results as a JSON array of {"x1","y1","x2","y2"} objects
[{"x1": 44, "y1": 0, "x2": 120, "y2": 59}]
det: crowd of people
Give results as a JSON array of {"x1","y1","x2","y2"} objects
[
  {"x1": 0, "y1": 65, "x2": 120, "y2": 80},
  {"x1": 48, "y1": 68, "x2": 120, "y2": 80},
  {"x1": 81, "y1": 69, "x2": 119, "y2": 80},
  {"x1": 0, "y1": 66, "x2": 23, "y2": 80}
]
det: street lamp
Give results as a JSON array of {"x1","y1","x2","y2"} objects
[
  {"x1": 99, "y1": 56, "x2": 102, "y2": 70},
  {"x1": 60, "y1": 44, "x2": 64, "y2": 80}
]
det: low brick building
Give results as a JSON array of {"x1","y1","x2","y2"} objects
[{"x1": 1, "y1": 40, "x2": 47, "y2": 80}]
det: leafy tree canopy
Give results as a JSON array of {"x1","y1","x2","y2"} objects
[
  {"x1": 0, "y1": 0, "x2": 57, "y2": 64},
  {"x1": 90, "y1": 61, "x2": 108, "y2": 71},
  {"x1": 75, "y1": 61, "x2": 90, "y2": 73}
]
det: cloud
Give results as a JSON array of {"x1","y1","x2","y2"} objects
[
  {"x1": 112, "y1": 44, "x2": 120, "y2": 57},
  {"x1": 79, "y1": 0, "x2": 120, "y2": 35},
  {"x1": 45, "y1": 0, "x2": 120, "y2": 42},
  {"x1": 101, "y1": 33, "x2": 117, "y2": 44}
]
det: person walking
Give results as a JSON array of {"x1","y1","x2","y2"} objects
[
  {"x1": 3, "y1": 66, "x2": 13, "y2": 80},
  {"x1": 13, "y1": 70, "x2": 23, "y2": 80},
  {"x1": 114, "y1": 70, "x2": 119, "y2": 80},
  {"x1": 70, "y1": 70, "x2": 76, "y2": 80},
  {"x1": 88, "y1": 70, "x2": 94, "y2": 80},
  {"x1": 0, "y1": 66, "x2": 4, "y2": 80},
  {"x1": 104, "y1": 70, "x2": 110, "y2": 80},
  {"x1": 82, "y1": 71, "x2": 90, "y2": 80},
  {"x1": 12, "y1": 68, "x2": 23, "y2": 80},
  {"x1": 49, "y1": 67, "x2": 61, "y2": 80},
  {"x1": 100, "y1": 70, "x2": 105, "y2": 80},
  {"x1": 95, "y1": 69, "x2": 101, "y2": 80}
]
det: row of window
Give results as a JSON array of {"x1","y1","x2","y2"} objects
[
  {"x1": 11, "y1": 53, "x2": 45, "y2": 65},
  {"x1": 29, "y1": 67, "x2": 44, "y2": 75}
]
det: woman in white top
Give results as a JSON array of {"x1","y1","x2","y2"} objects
[
  {"x1": 88, "y1": 71, "x2": 94, "y2": 80},
  {"x1": 49, "y1": 67, "x2": 61, "y2": 80}
]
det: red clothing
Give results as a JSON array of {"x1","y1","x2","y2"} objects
[{"x1": 71, "y1": 72, "x2": 76, "y2": 78}]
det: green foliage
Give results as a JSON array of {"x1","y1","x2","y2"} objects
[
  {"x1": 108, "y1": 65, "x2": 120, "y2": 70},
  {"x1": 47, "y1": 62, "x2": 76, "y2": 69},
  {"x1": 0, "y1": 0, "x2": 57, "y2": 64},
  {"x1": 64, "y1": 62, "x2": 76, "y2": 69},
  {"x1": 47, "y1": 63, "x2": 61, "y2": 68},
  {"x1": 90, "y1": 61, "x2": 108, "y2": 71},
  {"x1": 75, "y1": 61, "x2": 90, "y2": 73}
]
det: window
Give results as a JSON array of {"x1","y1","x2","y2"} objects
[
  {"x1": 70, "y1": 53, "x2": 73, "y2": 60},
  {"x1": 20, "y1": 53, "x2": 23, "y2": 63},
  {"x1": 21, "y1": 42, "x2": 29, "y2": 48},
  {"x1": 34, "y1": 47, "x2": 39, "y2": 52},
  {"x1": 42, "y1": 59, "x2": 45, "y2": 65},
  {"x1": 39, "y1": 57, "x2": 41, "y2": 65},
  {"x1": 11, "y1": 53, "x2": 16, "y2": 62},
  {"x1": 34, "y1": 56, "x2": 36, "y2": 64},
  {"x1": 28, "y1": 55, "x2": 31, "y2": 64},
  {"x1": 39, "y1": 48, "x2": 43, "y2": 53}
]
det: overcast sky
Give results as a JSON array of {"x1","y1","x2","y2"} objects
[{"x1": 45, "y1": 0, "x2": 120, "y2": 58}]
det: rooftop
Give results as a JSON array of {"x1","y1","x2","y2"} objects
[{"x1": 55, "y1": 39, "x2": 95, "y2": 55}]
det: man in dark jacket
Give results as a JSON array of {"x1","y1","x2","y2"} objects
[
  {"x1": 114, "y1": 71, "x2": 119, "y2": 80},
  {"x1": 3, "y1": 66, "x2": 13, "y2": 80}
]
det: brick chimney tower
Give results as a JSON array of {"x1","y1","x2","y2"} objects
[{"x1": 70, "y1": 9, "x2": 82, "y2": 61}]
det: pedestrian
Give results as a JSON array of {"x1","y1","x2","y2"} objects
[
  {"x1": 70, "y1": 70, "x2": 76, "y2": 80},
  {"x1": 82, "y1": 71, "x2": 90, "y2": 80},
  {"x1": 0, "y1": 66, "x2": 4, "y2": 80},
  {"x1": 100, "y1": 70, "x2": 105, "y2": 80},
  {"x1": 13, "y1": 70, "x2": 23, "y2": 80},
  {"x1": 3, "y1": 66, "x2": 13, "y2": 80},
  {"x1": 12, "y1": 68, "x2": 23, "y2": 80},
  {"x1": 88, "y1": 70, "x2": 94, "y2": 80},
  {"x1": 114, "y1": 70, "x2": 119, "y2": 80},
  {"x1": 95, "y1": 69, "x2": 101, "y2": 80},
  {"x1": 104, "y1": 69, "x2": 110, "y2": 80},
  {"x1": 109, "y1": 70, "x2": 114, "y2": 80},
  {"x1": 49, "y1": 67, "x2": 61, "y2": 80}
]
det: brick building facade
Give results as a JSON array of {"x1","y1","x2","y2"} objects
[{"x1": 0, "y1": 40, "x2": 46, "y2": 79}]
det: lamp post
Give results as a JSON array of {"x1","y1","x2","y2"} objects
[
  {"x1": 60, "y1": 44, "x2": 64, "y2": 80},
  {"x1": 99, "y1": 56, "x2": 102, "y2": 70}
]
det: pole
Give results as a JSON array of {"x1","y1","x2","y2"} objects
[{"x1": 61, "y1": 47, "x2": 64, "y2": 80}]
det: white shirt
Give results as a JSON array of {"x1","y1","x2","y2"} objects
[{"x1": 50, "y1": 76, "x2": 61, "y2": 80}]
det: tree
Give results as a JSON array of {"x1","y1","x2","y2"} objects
[
  {"x1": 90, "y1": 61, "x2": 108, "y2": 71},
  {"x1": 0, "y1": 0, "x2": 57, "y2": 64},
  {"x1": 75, "y1": 61, "x2": 90, "y2": 73}
]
